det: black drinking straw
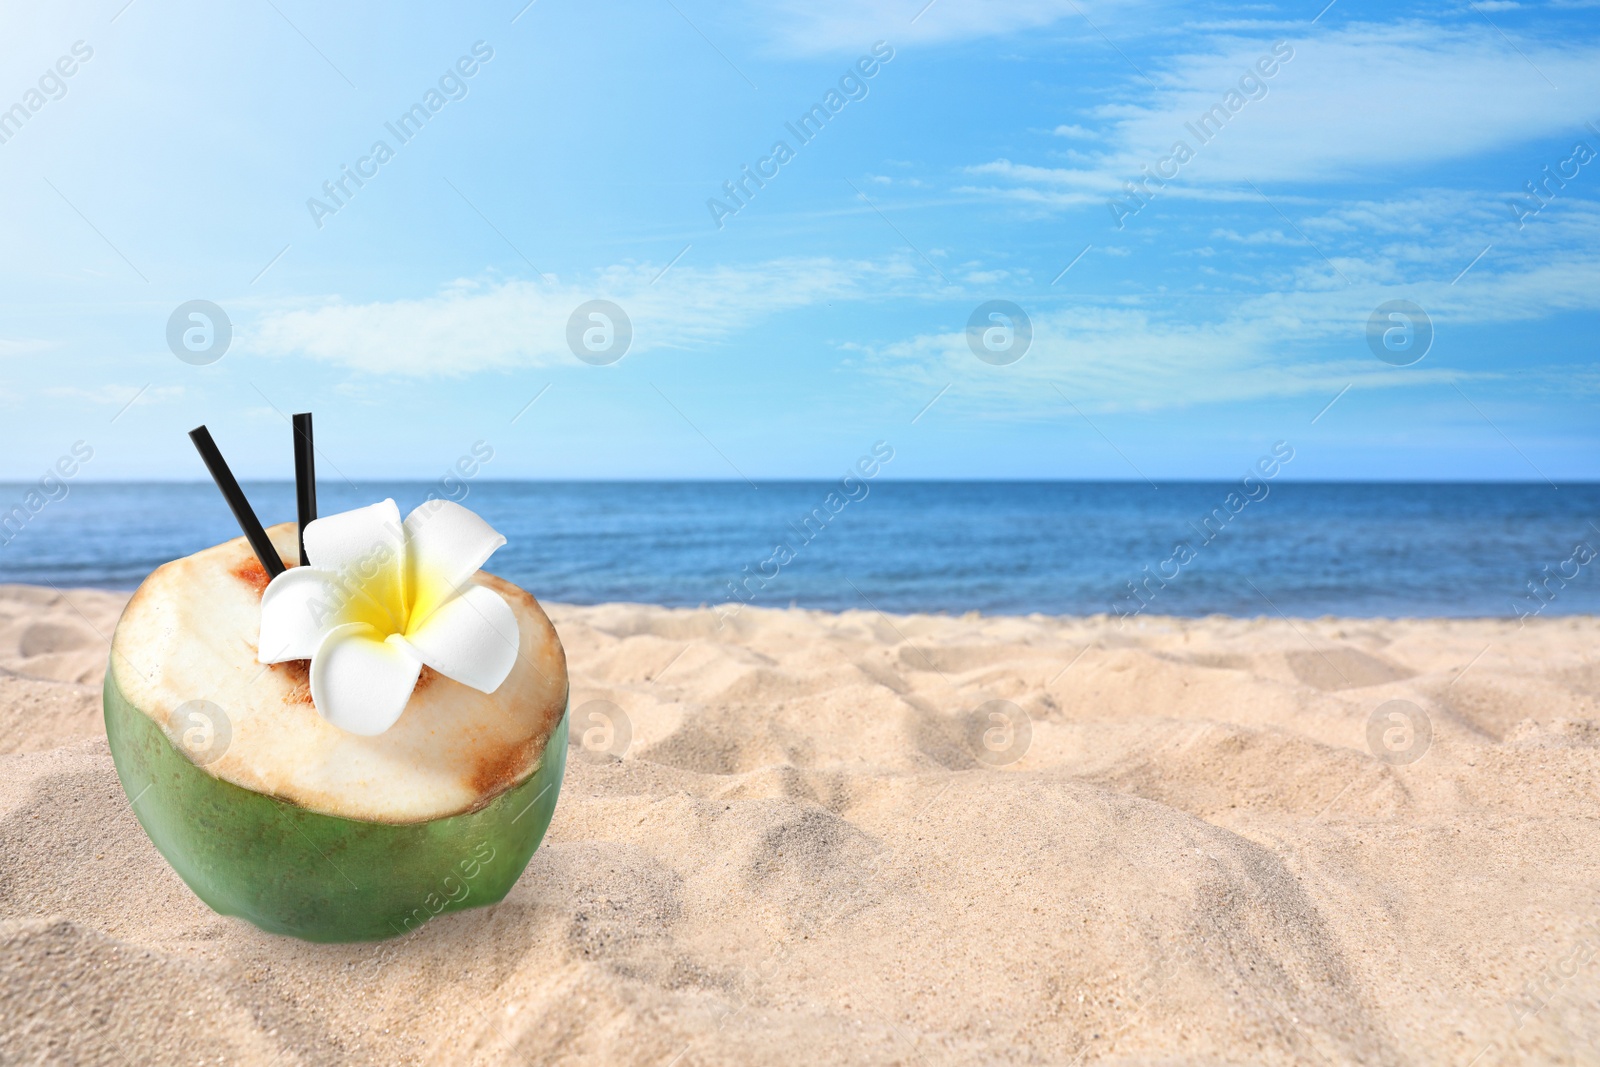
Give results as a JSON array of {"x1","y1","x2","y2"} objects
[
  {"x1": 292, "y1": 412, "x2": 316, "y2": 567},
  {"x1": 188, "y1": 424, "x2": 286, "y2": 580}
]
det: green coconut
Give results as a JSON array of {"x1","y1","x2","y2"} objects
[{"x1": 103, "y1": 523, "x2": 569, "y2": 942}]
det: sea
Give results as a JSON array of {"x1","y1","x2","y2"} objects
[{"x1": 0, "y1": 481, "x2": 1596, "y2": 618}]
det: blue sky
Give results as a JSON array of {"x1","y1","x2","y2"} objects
[{"x1": 1, "y1": 0, "x2": 1597, "y2": 482}]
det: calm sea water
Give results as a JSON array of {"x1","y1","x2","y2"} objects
[{"x1": 0, "y1": 481, "x2": 1595, "y2": 618}]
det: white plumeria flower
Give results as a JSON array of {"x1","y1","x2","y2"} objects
[{"x1": 257, "y1": 498, "x2": 520, "y2": 736}]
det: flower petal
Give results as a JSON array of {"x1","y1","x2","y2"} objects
[
  {"x1": 258, "y1": 566, "x2": 341, "y2": 663},
  {"x1": 403, "y1": 500, "x2": 507, "y2": 627},
  {"x1": 309, "y1": 622, "x2": 423, "y2": 736},
  {"x1": 396, "y1": 584, "x2": 519, "y2": 695},
  {"x1": 303, "y1": 499, "x2": 408, "y2": 630}
]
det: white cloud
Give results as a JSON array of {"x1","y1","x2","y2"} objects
[
  {"x1": 861, "y1": 299, "x2": 1455, "y2": 416},
  {"x1": 43, "y1": 384, "x2": 183, "y2": 407},
  {"x1": 249, "y1": 257, "x2": 927, "y2": 376},
  {"x1": 0, "y1": 339, "x2": 56, "y2": 357},
  {"x1": 756, "y1": 0, "x2": 1145, "y2": 54},
  {"x1": 858, "y1": 221, "x2": 1600, "y2": 414},
  {"x1": 974, "y1": 22, "x2": 1600, "y2": 203},
  {"x1": 1212, "y1": 226, "x2": 1289, "y2": 244},
  {"x1": 866, "y1": 173, "x2": 926, "y2": 187}
]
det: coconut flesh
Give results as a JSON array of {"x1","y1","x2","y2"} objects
[{"x1": 111, "y1": 522, "x2": 568, "y2": 823}]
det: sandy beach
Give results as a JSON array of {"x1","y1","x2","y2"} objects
[{"x1": 2, "y1": 582, "x2": 1598, "y2": 1065}]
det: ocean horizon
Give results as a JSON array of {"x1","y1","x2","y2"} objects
[{"x1": 0, "y1": 480, "x2": 1594, "y2": 619}]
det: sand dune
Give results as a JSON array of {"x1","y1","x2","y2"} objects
[{"x1": 2, "y1": 583, "x2": 1598, "y2": 1064}]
